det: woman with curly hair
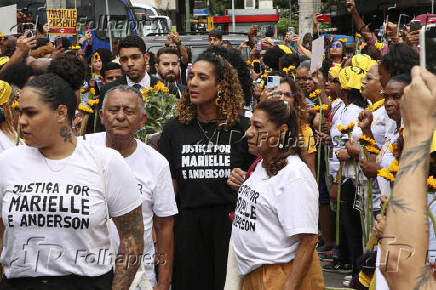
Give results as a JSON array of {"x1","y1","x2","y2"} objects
[{"x1": 158, "y1": 52, "x2": 256, "y2": 290}]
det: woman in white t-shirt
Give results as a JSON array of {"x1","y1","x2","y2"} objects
[
  {"x1": 0, "y1": 73, "x2": 144, "y2": 290},
  {"x1": 230, "y1": 99, "x2": 324, "y2": 289},
  {"x1": 0, "y1": 81, "x2": 21, "y2": 152}
]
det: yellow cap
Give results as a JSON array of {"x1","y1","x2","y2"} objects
[
  {"x1": 0, "y1": 56, "x2": 9, "y2": 66},
  {"x1": 278, "y1": 44, "x2": 292, "y2": 54},
  {"x1": 339, "y1": 66, "x2": 365, "y2": 90},
  {"x1": 329, "y1": 65, "x2": 342, "y2": 79},
  {"x1": 352, "y1": 54, "x2": 377, "y2": 72},
  {"x1": 0, "y1": 81, "x2": 12, "y2": 106}
]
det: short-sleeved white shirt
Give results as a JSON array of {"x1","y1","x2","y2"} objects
[
  {"x1": 84, "y1": 132, "x2": 178, "y2": 285},
  {"x1": 231, "y1": 155, "x2": 318, "y2": 276},
  {"x1": 0, "y1": 139, "x2": 142, "y2": 278},
  {"x1": 329, "y1": 104, "x2": 363, "y2": 178}
]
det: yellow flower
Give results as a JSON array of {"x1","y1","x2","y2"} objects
[
  {"x1": 388, "y1": 144, "x2": 399, "y2": 157},
  {"x1": 93, "y1": 52, "x2": 101, "y2": 63},
  {"x1": 260, "y1": 73, "x2": 268, "y2": 79},
  {"x1": 309, "y1": 89, "x2": 322, "y2": 100},
  {"x1": 259, "y1": 81, "x2": 265, "y2": 89},
  {"x1": 0, "y1": 33, "x2": 4, "y2": 41},
  {"x1": 365, "y1": 146, "x2": 380, "y2": 154},
  {"x1": 375, "y1": 41, "x2": 385, "y2": 51},
  {"x1": 140, "y1": 87, "x2": 151, "y2": 100},
  {"x1": 88, "y1": 99, "x2": 100, "y2": 106},
  {"x1": 377, "y1": 168, "x2": 395, "y2": 182},
  {"x1": 71, "y1": 45, "x2": 81, "y2": 50},
  {"x1": 78, "y1": 104, "x2": 94, "y2": 114},
  {"x1": 387, "y1": 159, "x2": 399, "y2": 174},
  {"x1": 80, "y1": 88, "x2": 87, "y2": 94},
  {"x1": 366, "y1": 99, "x2": 385, "y2": 112},
  {"x1": 355, "y1": 33, "x2": 362, "y2": 38},
  {"x1": 11, "y1": 101, "x2": 19, "y2": 109},
  {"x1": 428, "y1": 176, "x2": 436, "y2": 191},
  {"x1": 313, "y1": 104, "x2": 329, "y2": 112},
  {"x1": 338, "y1": 122, "x2": 355, "y2": 135},
  {"x1": 153, "y1": 81, "x2": 170, "y2": 93},
  {"x1": 246, "y1": 60, "x2": 251, "y2": 66},
  {"x1": 283, "y1": 65, "x2": 296, "y2": 74},
  {"x1": 358, "y1": 134, "x2": 376, "y2": 147},
  {"x1": 89, "y1": 88, "x2": 96, "y2": 96}
]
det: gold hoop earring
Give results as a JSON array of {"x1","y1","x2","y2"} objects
[{"x1": 215, "y1": 91, "x2": 223, "y2": 107}]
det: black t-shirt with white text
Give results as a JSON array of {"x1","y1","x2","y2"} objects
[{"x1": 158, "y1": 117, "x2": 256, "y2": 209}]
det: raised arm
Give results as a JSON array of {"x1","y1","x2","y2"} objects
[
  {"x1": 112, "y1": 206, "x2": 144, "y2": 290},
  {"x1": 380, "y1": 67, "x2": 436, "y2": 289}
]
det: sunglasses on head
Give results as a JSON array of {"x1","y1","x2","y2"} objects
[{"x1": 330, "y1": 43, "x2": 342, "y2": 49}]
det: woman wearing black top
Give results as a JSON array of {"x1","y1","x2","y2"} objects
[{"x1": 158, "y1": 52, "x2": 256, "y2": 290}]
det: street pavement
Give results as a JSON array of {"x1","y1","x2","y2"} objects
[{"x1": 321, "y1": 261, "x2": 349, "y2": 289}]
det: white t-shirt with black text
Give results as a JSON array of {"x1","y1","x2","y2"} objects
[
  {"x1": 0, "y1": 140, "x2": 142, "y2": 278},
  {"x1": 231, "y1": 155, "x2": 319, "y2": 276},
  {"x1": 84, "y1": 132, "x2": 178, "y2": 286}
]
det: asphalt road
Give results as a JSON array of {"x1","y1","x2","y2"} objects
[{"x1": 321, "y1": 261, "x2": 349, "y2": 289}]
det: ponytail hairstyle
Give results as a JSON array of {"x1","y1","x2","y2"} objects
[
  {"x1": 175, "y1": 52, "x2": 244, "y2": 130},
  {"x1": 255, "y1": 99, "x2": 301, "y2": 177},
  {"x1": 25, "y1": 73, "x2": 77, "y2": 125}
]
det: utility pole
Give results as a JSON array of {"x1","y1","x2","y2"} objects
[
  {"x1": 185, "y1": 0, "x2": 191, "y2": 32},
  {"x1": 231, "y1": 0, "x2": 236, "y2": 32}
]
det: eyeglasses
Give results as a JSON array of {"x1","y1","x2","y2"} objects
[{"x1": 330, "y1": 43, "x2": 342, "y2": 49}]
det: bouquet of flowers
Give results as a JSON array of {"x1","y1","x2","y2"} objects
[{"x1": 136, "y1": 81, "x2": 178, "y2": 142}]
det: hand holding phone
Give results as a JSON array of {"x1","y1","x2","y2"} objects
[
  {"x1": 410, "y1": 20, "x2": 421, "y2": 32},
  {"x1": 266, "y1": 76, "x2": 280, "y2": 89},
  {"x1": 420, "y1": 24, "x2": 436, "y2": 74},
  {"x1": 253, "y1": 61, "x2": 262, "y2": 74}
]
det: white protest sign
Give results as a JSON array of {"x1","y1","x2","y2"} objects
[
  {"x1": 310, "y1": 36, "x2": 324, "y2": 74},
  {"x1": 0, "y1": 4, "x2": 17, "y2": 36}
]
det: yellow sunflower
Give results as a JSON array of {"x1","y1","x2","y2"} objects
[
  {"x1": 377, "y1": 168, "x2": 395, "y2": 182},
  {"x1": 358, "y1": 134, "x2": 376, "y2": 147}
]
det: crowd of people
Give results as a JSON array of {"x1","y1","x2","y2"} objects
[{"x1": 0, "y1": 0, "x2": 435, "y2": 289}]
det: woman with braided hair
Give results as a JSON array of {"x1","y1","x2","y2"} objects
[{"x1": 158, "y1": 52, "x2": 256, "y2": 290}]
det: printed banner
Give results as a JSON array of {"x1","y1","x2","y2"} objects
[{"x1": 47, "y1": 9, "x2": 77, "y2": 35}]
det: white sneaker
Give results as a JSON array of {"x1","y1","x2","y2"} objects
[
  {"x1": 343, "y1": 280, "x2": 351, "y2": 287},
  {"x1": 344, "y1": 275, "x2": 352, "y2": 282}
]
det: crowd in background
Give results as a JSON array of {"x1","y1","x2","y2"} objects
[{"x1": 0, "y1": 0, "x2": 435, "y2": 289}]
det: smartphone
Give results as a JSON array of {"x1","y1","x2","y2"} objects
[
  {"x1": 21, "y1": 23, "x2": 34, "y2": 34},
  {"x1": 266, "y1": 76, "x2": 280, "y2": 89},
  {"x1": 410, "y1": 20, "x2": 422, "y2": 32},
  {"x1": 420, "y1": 24, "x2": 436, "y2": 74},
  {"x1": 253, "y1": 60, "x2": 262, "y2": 74},
  {"x1": 288, "y1": 27, "x2": 295, "y2": 39}
]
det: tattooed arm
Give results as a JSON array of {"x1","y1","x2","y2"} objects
[
  {"x1": 112, "y1": 206, "x2": 144, "y2": 290},
  {"x1": 380, "y1": 67, "x2": 436, "y2": 290}
]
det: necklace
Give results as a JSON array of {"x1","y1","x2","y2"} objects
[{"x1": 197, "y1": 120, "x2": 217, "y2": 148}]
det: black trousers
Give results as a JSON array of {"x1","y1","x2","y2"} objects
[
  {"x1": 338, "y1": 179, "x2": 363, "y2": 276},
  {"x1": 172, "y1": 204, "x2": 233, "y2": 290},
  {"x1": 0, "y1": 270, "x2": 113, "y2": 290}
]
